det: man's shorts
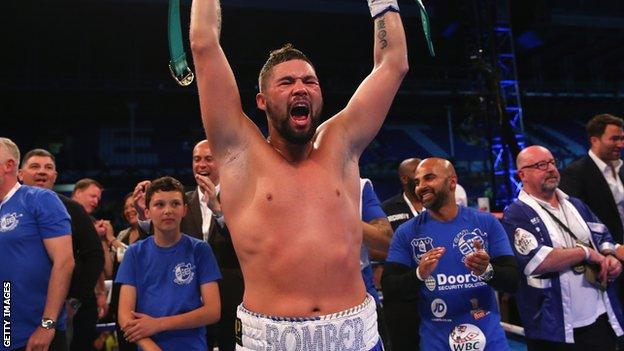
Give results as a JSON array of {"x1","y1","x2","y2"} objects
[{"x1": 235, "y1": 294, "x2": 382, "y2": 351}]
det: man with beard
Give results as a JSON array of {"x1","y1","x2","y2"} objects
[
  {"x1": 559, "y1": 114, "x2": 624, "y2": 249},
  {"x1": 502, "y1": 145, "x2": 624, "y2": 350},
  {"x1": 190, "y1": 0, "x2": 408, "y2": 349},
  {"x1": 383, "y1": 158, "x2": 518, "y2": 350},
  {"x1": 18, "y1": 149, "x2": 104, "y2": 351}
]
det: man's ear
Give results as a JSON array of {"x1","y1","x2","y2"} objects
[
  {"x1": 144, "y1": 208, "x2": 151, "y2": 220},
  {"x1": 256, "y1": 92, "x2": 267, "y2": 111},
  {"x1": 589, "y1": 135, "x2": 599, "y2": 148},
  {"x1": 449, "y1": 175, "x2": 458, "y2": 191}
]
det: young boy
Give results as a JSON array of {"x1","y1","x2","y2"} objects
[{"x1": 116, "y1": 176, "x2": 221, "y2": 351}]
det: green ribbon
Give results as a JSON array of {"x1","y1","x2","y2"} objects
[
  {"x1": 168, "y1": 0, "x2": 194, "y2": 86},
  {"x1": 415, "y1": 0, "x2": 435, "y2": 57}
]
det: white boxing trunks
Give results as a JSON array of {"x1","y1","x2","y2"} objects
[{"x1": 235, "y1": 294, "x2": 381, "y2": 351}]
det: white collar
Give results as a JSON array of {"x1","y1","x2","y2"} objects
[
  {"x1": 518, "y1": 188, "x2": 591, "y2": 248},
  {"x1": 521, "y1": 188, "x2": 569, "y2": 210},
  {"x1": 589, "y1": 149, "x2": 623, "y2": 174},
  {"x1": 402, "y1": 192, "x2": 420, "y2": 216},
  {"x1": 1, "y1": 182, "x2": 21, "y2": 208}
]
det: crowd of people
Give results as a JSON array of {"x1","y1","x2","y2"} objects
[
  {"x1": 2, "y1": 0, "x2": 624, "y2": 350},
  {"x1": 3, "y1": 112, "x2": 624, "y2": 351}
]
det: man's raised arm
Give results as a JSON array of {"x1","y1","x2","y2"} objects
[
  {"x1": 190, "y1": 0, "x2": 253, "y2": 156},
  {"x1": 332, "y1": 4, "x2": 408, "y2": 156}
]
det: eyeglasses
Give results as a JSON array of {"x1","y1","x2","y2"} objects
[{"x1": 520, "y1": 159, "x2": 556, "y2": 171}]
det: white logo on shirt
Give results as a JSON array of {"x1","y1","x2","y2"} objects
[
  {"x1": 411, "y1": 236, "x2": 434, "y2": 264},
  {"x1": 0, "y1": 213, "x2": 23, "y2": 232},
  {"x1": 388, "y1": 213, "x2": 410, "y2": 222},
  {"x1": 425, "y1": 276, "x2": 437, "y2": 291},
  {"x1": 448, "y1": 324, "x2": 486, "y2": 351},
  {"x1": 453, "y1": 229, "x2": 487, "y2": 262},
  {"x1": 431, "y1": 298, "x2": 447, "y2": 318},
  {"x1": 514, "y1": 228, "x2": 538, "y2": 256},
  {"x1": 173, "y1": 262, "x2": 195, "y2": 285}
]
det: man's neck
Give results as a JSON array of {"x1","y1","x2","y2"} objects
[
  {"x1": 428, "y1": 202, "x2": 459, "y2": 222},
  {"x1": 154, "y1": 230, "x2": 182, "y2": 247},
  {"x1": 268, "y1": 136, "x2": 313, "y2": 163},
  {"x1": 0, "y1": 178, "x2": 18, "y2": 203}
]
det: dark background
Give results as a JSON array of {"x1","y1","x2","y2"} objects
[{"x1": 4, "y1": 0, "x2": 624, "y2": 220}]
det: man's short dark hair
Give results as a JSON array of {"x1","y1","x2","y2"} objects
[
  {"x1": 258, "y1": 43, "x2": 315, "y2": 92},
  {"x1": 145, "y1": 176, "x2": 187, "y2": 207},
  {"x1": 22, "y1": 149, "x2": 56, "y2": 168},
  {"x1": 586, "y1": 114, "x2": 624, "y2": 138},
  {"x1": 72, "y1": 178, "x2": 103, "y2": 195}
]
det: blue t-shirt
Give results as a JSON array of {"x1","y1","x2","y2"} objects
[
  {"x1": 0, "y1": 185, "x2": 71, "y2": 349},
  {"x1": 361, "y1": 181, "x2": 387, "y2": 305},
  {"x1": 115, "y1": 234, "x2": 222, "y2": 351},
  {"x1": 387, "y1": 206, "x2": 513, "y2": 351}
]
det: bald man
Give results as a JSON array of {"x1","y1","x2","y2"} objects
[
  {"x1": 383, "y1": 158, "x2": 518, "y2": 350},
  {"x1": 502, "y1": 145, "x2": 624, "y2": 350},
  {"x1": 382, "y1": 158, "x2": 423, "y2": 232}
]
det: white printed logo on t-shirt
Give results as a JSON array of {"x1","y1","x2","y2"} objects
[
  {"x1": 0, "y1": 212, "x2": 22, "y2": 232},
  {"x1": 173, "y1": 262, "x2": 195, "y2": 285}
]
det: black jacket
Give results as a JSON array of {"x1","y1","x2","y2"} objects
[
  {"x1": 58, "y1": 194, "x2": 104, "y2": 306},
  {"x1": 559, "y1": 155, "x2": 624, "y2": 244},
  {"x1": 381, "y1": 193, "x2": 415, "y2": 232}
]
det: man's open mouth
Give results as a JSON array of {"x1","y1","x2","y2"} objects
[{"x1": 290, "y1": 103, "x2": 310, "y2": 126}]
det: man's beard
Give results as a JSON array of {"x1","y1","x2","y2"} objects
[
  {"x1": 422, "y1": 179, "x2": 451, "y2": 212},
  {"x1": 266, "y1": 101, "x2": 322, "y2": 145},
  {"x1": 423, "y1": 189, "x2": 449, "y2": 212},
  {"x1": 541, "y1": 175, "x2": 560, "y2": 192}
]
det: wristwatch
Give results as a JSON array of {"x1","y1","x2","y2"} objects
[
  {"x1": 479, "y1": 263, "x2": 494, "y2": 281},
  {"x1": 40, "y1": 318, "x2": 57, "y2": 330}
]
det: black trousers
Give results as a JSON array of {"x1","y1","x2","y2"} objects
[
  {"x1": 527, "y1": 313, "x2": 616, "y2": 351},
  {"x1": 13, "y1": 330, "x2": 67, "y2": 351},
  {"x1": 376, "y1": 304, "x2": 393, "y2": 351},
  {"x1": 206, "y1": 268, "x2": 244, "y2": 351},
  {"x1": 383, "y1": 298, "x2": 420, "y2": 351},
  {"x1": 70, "y1": 304, "x2": 98, "y2": 351}
]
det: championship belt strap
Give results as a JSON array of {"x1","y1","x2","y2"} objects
[
  {"x1": 168, "y1": 0, "x2": 194, "y2": 86},
  {"x1": 415, "y1": 0, "x2": 435, "y2": 57}
]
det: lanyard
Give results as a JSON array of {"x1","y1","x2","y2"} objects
[{"x1": 538, "y1": 203, "x2": 596, "y2": 251}]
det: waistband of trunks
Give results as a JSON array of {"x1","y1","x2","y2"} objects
[{"x1": 235, "y1": 294, "x2": 379, "y2": 351}]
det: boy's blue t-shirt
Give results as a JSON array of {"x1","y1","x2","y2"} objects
[
  {"x1": 0, "y1": 185, "x2": 71, "y2": 349},
  {"x1": 387, "y1": 206, "x2": 513, "y2": 351},
  {"x1": 116, "y1": 234, "x2": 222, "y2": 351}
]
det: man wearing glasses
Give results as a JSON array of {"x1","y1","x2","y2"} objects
[{"x1": 502, "y1": 145, "x2": 624, "y2": 350}]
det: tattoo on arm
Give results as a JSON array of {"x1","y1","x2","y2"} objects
[{"x1": 376, "y1": 16, "x2": 388, "y2": 50}]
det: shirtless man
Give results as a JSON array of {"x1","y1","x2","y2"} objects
[{"x1": 190, "y1": 0, "x2": 407, "y2": 349}]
